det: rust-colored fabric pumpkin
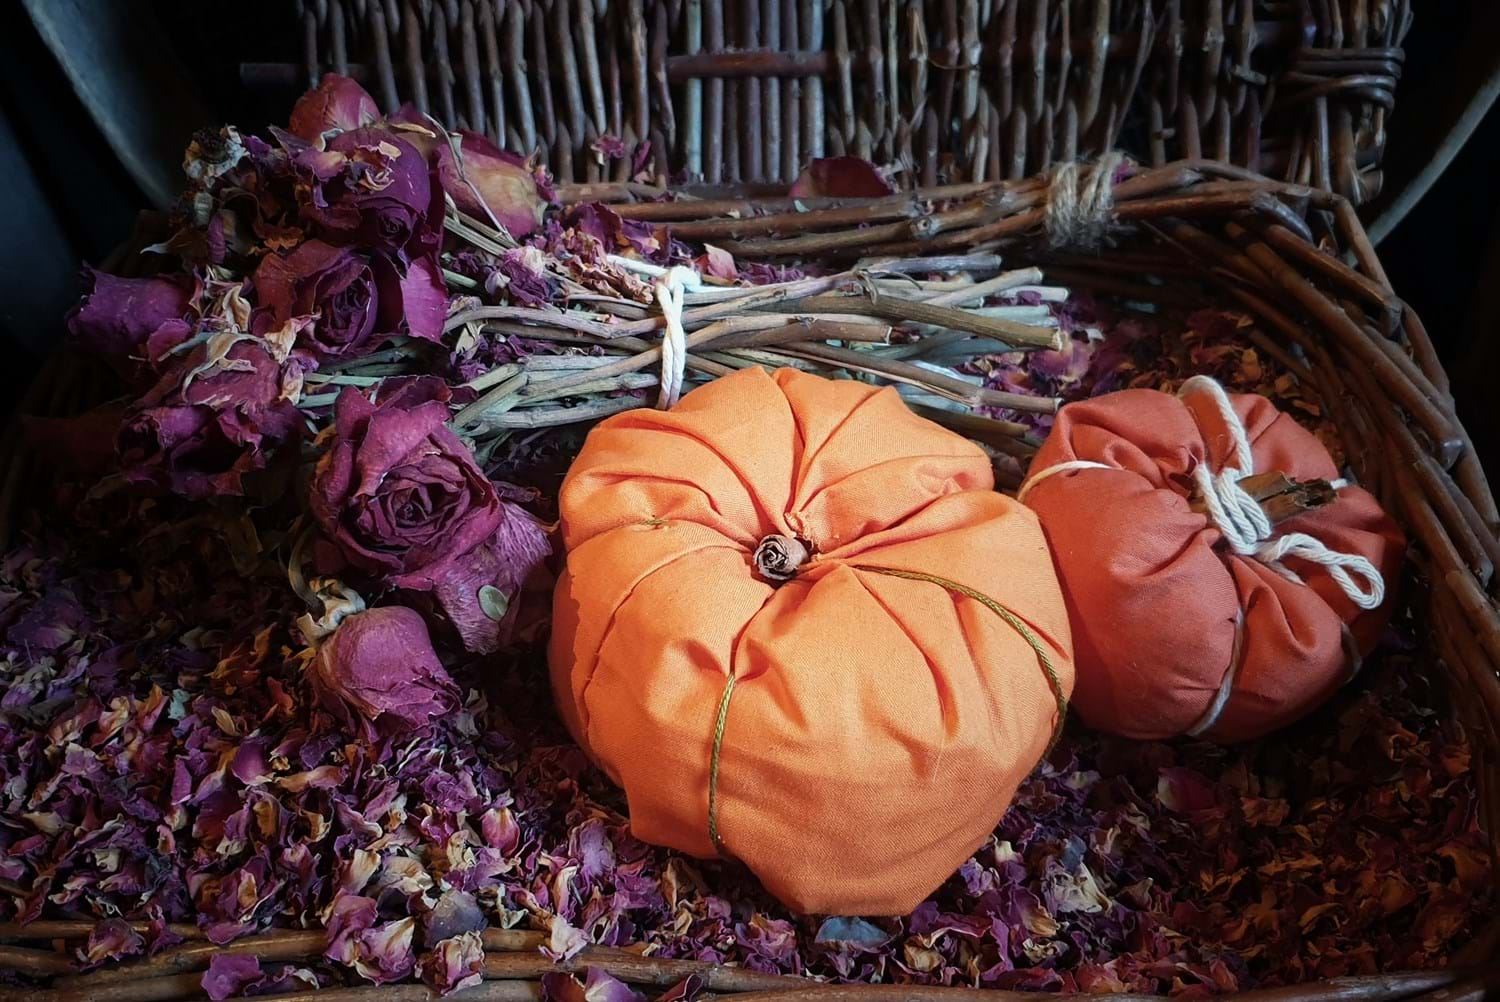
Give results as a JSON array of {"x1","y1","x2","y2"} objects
[
  {"x1": 1020, "y1": 377, "x2": 1405, "y2": 743},
  {"x1": 549, "y1": 367, "x2": 1074, "y2": 915}
]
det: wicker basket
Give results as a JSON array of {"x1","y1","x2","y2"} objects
[
  {"x1": 2, "y1": 158, "x2": 1497, "y2": 997},
  {"x1": 265, "y1": 0, "x2": 1411, "y2": 204}
]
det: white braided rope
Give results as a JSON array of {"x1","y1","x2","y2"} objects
[
  {"x1": 1177, "y1": 375, "x2": 1384, "y2": 611},
  {"x1": 654, "y1": 266, "x2": 699, "y2": 409}
]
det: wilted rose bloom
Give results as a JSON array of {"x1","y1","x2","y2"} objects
[
  {"x1": 66, "y1": 267, "x2": 194, "y2": 362},
  {"x1": 386, "y1": 106, "x2": 548, "y2": 239},
  {"x1": 448, "y1": 130, "x2": 548, "y2": 238},
  {"x1": 249, "y1": 238, "x2": 446, "y2": 361},
  {"x1": 419, "y1": 932, "x2": 485, "y2": 994},
  {"x1": 117, "y1": 337, "x2": 303, "y2": 499},
  {"x1": 310, "y1": 382, "x2": 501, "y2": 588},
  {"x1": 287, "y1": 73, "x2": 380, "y2": 146},
  {"x1": 252, "y1": 240, "x2": 378, "y2": 361},
  {"x1": 310, "y1": 606, "x2": 459, "y2": 739},
  {"x1": 293, "y1": 127, "x2": 442, "y2": 258},
  {"x1": 415, "y1": 500, "x2": 552, "y2": 655}
]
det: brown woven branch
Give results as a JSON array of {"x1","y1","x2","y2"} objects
[
  {"x1": 49, "y1": 930, "x2": 325, "y2": 989},
  {"x1": 0, "y1": 921, "x2": 204, "y2": 942},
  {"x1": 0, "y1": 943, "x2": 74, "y2": 976}
]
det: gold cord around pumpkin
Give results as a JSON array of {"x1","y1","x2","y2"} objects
[
  {"x1": 706, "y1": 672, "x2": 738, "y2": 854},
  {"x1": 705, "y1": 564, "x2": 1068, "y2": 857}
]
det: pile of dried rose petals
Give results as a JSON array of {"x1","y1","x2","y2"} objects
[{"x1": 1, "y1": 300, "x2": 1491, "y2": 999}]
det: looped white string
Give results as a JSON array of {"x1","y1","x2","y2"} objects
[
  {"x1": 654, "y1": 265, "x2": 699, "y2": 409},
  {"x1": 1177, "y1": 375, "x2": 1385, "y2": 611},
  {"x1": 1044, "y1": 152, "x2": 1126, "y2": 251},
  {"x1": 1015, "y1": 460, "x2": 1115, "y2": 504}
]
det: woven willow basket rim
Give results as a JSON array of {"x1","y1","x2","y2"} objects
[
  {"x1": 2, "y1": 160, "x2": 1497, "y2": 997},
  {"x1": 269, "y1": 0, "x2": 1412, "y2": 206}
]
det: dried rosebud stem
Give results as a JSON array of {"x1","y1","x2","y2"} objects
[{"x1": 754, "y1": 534, "x2": 809, "y2": 582}]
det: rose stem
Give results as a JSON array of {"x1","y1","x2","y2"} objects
[
  {"x1": 443, "y1": 268, "x2": 480, "y2": 290},
  {"x1": 854, "y1": 253, "x2": 1005, "y2": 274}
]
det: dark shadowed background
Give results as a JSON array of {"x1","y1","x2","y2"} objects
[{"x1": 2, "y1": 1, "x2": 1496, "y2": 469}]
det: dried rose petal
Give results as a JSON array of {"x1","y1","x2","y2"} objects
[
  {"x1": 288, "y1": 73, "x2": 380, "y2": 146},
  {"x1": 788, "y1": 156, "x2": 894, "y2": 199},
  {"x1": 418, "y1": 931, "x2": 485, "y2": 994}
]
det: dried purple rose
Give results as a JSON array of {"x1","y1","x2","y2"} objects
[
  {"x1": 292, "y1": 127, "x2": 442, "y2": 258},
  {"x1": 309, "y1": 606, "x2": 459, "y2": 739},
  {"x1": 288, "y1": 73, "x2": 380, "y2": 147},
  {"x1": 449, "y1": 129, "x2": 549, "y2": 238},
  {"x1": 117, "y1": 336, "x2": 303, "y2": 499},
  {"x1": 385, "y1": 105, "x2": 548, "y2": 239},
  {"x1": 310, "y1": 383, "x2": 502, "y2": 588},
  {"x1": 251, "y1": 240, "x2": 379, "y2": 361},
  {"x1": 250, "y1": 240, "x2": 446, "y2": 361},
  {"x1": 413, "y1": 500, "x2": 553, "y2": 655},
  {"x1": 65, "y1": 267, "x2": 195, "y2": 364}
]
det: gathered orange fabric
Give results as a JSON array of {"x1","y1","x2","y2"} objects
[
  {"x1": 550, "y1": 367, "x2": 1074, "y2": 916},
  {"x1": 1021, "y1": 384, "x2": 1405, "y2": 743}
]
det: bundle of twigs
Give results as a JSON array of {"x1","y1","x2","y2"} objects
[{"x1": 316, "y1": 203, "x2": 1079, "y2": 462}]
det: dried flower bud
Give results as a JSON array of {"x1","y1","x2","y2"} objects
[{"x1": 753, "y1": 534, "x2": 809, "y2": 582}]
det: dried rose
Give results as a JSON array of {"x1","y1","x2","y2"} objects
[
  {"x1": 117, "y1": 336, "x2": 303, "y2": 499},
  {"x1": 288, "y1": 73, "x2": 380, "y2": 147},
  {"x1": 310, "y1": 606, "x2": 459, "y2": 739},
  {"x1": 310, "y1": 383, "x2": 501, "y2": 588},
  {"x1": 251, "y1": 240, "x2": 378, "y2": 361},
  {"x1": 249, "y1": 239, "x2": 446, "y2": 362},
  {"x1": 385, "y1": 105, "x2": 546, "y2": 238},
  {"x1": 293, "y1": 127, "x2": 442, "y2": 258},
  {"x1": 449, "y1": 130, "x2": 548, "y2": 238},
  {"x1": 788, "y1": 155, "x2": 894, "y2": 198},
  {"x1": 413, "y1": 500, "x2": 552, "y2": 655},
  {"x1": 65, "y1": 268, "x2": 194, "y2": 362}
]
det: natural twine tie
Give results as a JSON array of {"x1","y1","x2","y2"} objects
[
  {"x1": 653, "y1": 265, "x2": 699, "y2": 409},
  {"x1": 705, "y1": 538, "x2": 1069, "y2": 856},
  {"x1": 1044, "y1": 152, "x2": 1126, "y2": 251}
]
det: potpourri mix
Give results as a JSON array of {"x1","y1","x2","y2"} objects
[{"x1": 0, "y1": 75, "x2": 1490, "y2": 996}]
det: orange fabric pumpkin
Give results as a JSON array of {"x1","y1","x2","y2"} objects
[
  {"x1": 1020, "y1": 381, "x2": 1404, "y2": 743},
  {"x1": 549, "y1": 367, "x2": 1074, "y2": 915}
]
